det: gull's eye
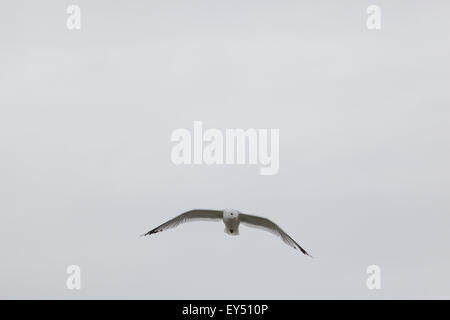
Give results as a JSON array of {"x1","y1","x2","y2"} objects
[{"x1": 230, "y1": 213, "x2": 233, "y2": 216}]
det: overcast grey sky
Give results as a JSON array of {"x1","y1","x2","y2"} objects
[{"x1": 1, "y1": 1, "x2": 450, "y2": 299}]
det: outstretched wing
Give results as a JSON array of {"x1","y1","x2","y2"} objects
[
  {"x1": 239, "y1": 213, "x2": 312, "y2": 257},
  {"x1": 141, "y1": 209, "x2": 223, "y2": 236}
]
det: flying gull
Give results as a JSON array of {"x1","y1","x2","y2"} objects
[{"x1": 141, "y1": 209, "x2": 312, "y2": 257}]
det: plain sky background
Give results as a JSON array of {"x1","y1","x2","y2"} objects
[{"x1": 1, "y1": 1, "x2": 449, "y2": 299}]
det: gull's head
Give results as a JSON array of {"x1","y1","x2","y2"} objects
[{"x1": 223, "y1": 209, "x2": 239, "y2": 220}]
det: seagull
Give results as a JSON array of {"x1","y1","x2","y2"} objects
[{"x1": 141, "y1": 209, "x2": 312, "y2": 257}]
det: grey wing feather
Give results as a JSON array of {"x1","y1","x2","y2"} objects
[
  {"x1": 141, "y1": 209, "x2": 223, "y2": 236},
  {"x1": 239, "y1": 213, "x2": 312, "y2": 257}
]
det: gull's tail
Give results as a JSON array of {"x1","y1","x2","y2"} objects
[{"x1": 224, "y1": 226, "x2": 239, "y2": 236}]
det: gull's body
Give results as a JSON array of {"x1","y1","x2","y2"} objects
[{"x1": 142, "y1": 209, "x2": 311, "y2": 256}]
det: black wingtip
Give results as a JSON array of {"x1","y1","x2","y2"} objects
[
  {"x1": 141, "y1": 229, "x2": 159, "y2": 237},
  {"x1": 298, "y1": 247, "x2": 313, "y2": 258}
]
